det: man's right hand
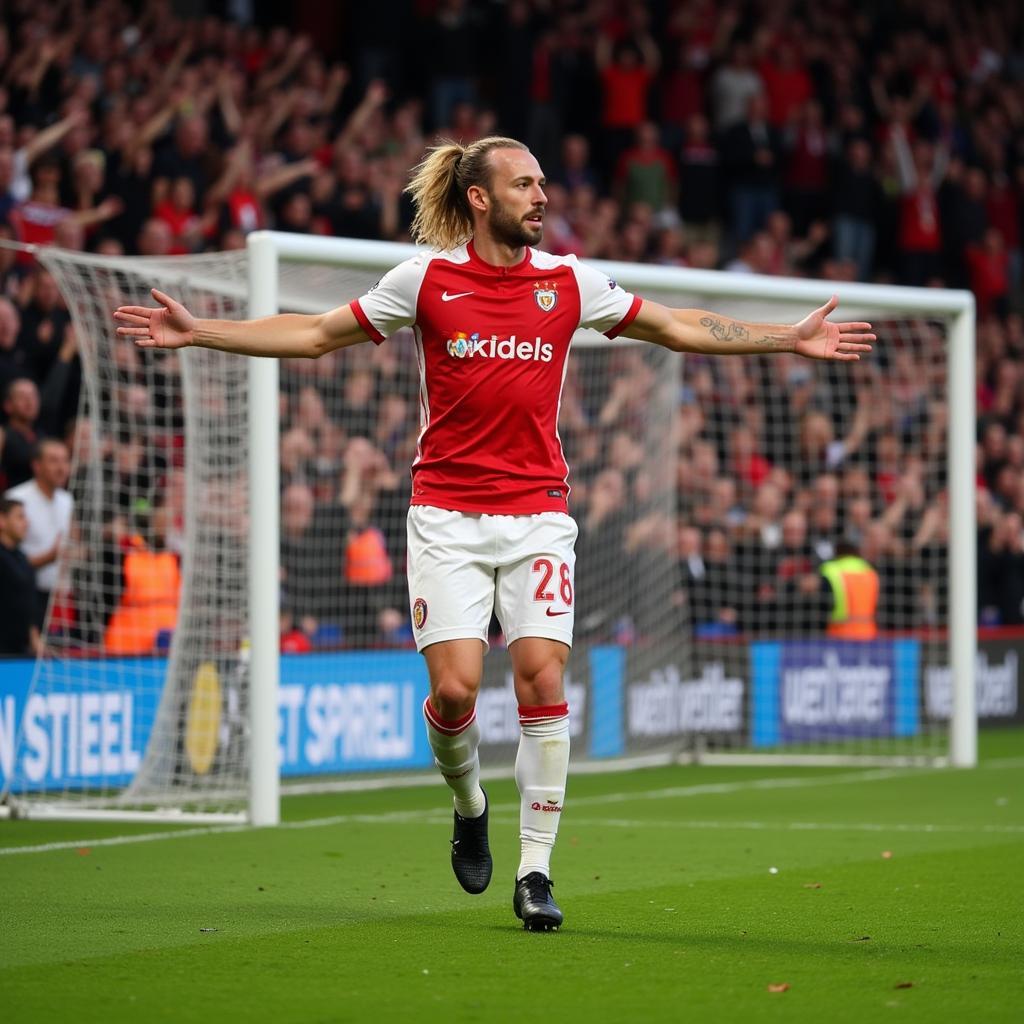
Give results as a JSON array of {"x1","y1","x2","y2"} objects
[{"x1": 113, "y1": 289, "x2": 196, "y2": 349}]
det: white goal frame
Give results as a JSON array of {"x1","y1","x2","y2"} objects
[
  {"x1": 245, "y1": 230, "x2": 977, "y2": 827},
  {"x1": 0, "y1": 232, "x2": 977, "y2": 826}
]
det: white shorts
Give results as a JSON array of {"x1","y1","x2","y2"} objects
[{"x1": 406, "y1": 505, "x2": 578, "y2": 652}]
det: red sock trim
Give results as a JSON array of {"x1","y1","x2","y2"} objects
[
  {"x1": 423, "y1": 697, "x2": 476, "y2": 736},
  {"x1": 518, "y1": 702, "x2": 569, "y2": 724}
]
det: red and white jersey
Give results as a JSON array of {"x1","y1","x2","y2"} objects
[
  {"x1": 11, "y1": 200, "x2": 71, "y2": 247},
  {"x1": 351, "y1": 241, "x2": 641, "y2": 514}
]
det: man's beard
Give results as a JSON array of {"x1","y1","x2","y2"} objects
[{"x1": 487, "y1": 194, "x2": 543, "y2": 248}]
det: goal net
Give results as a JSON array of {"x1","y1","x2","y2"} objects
[{"x1": 0, "y1": 234, "x2": 975, "y2": 823}]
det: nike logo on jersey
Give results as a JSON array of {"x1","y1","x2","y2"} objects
[
  {"x1": 441, "y1": 290, "x2": 474, "y2": 302},
  {"x1": 546, "y1": 608, "x2": 571, "y2": 617}
]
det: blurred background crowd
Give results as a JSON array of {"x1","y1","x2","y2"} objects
[{"x1": 1, "y1": 0, "x2": 1023, "y2": 654}]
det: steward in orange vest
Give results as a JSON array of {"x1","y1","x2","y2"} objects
[
  {"x1": 105, "y1": 536, "x2": 180, "y2": 654},
  {"x1": 820, "y1": 542, "x2": 879, "y2": 640},
  {"x1": 344, "y1": 525, "x2": 393, "y2": 585}
]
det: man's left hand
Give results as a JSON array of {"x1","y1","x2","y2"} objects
[{"x1": 793, "y1": 296, "x2": 875, "y2": 362}]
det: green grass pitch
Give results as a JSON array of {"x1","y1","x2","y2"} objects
[{"x1": 3, "y1": 730, "x2": 1022, "y2": 1024}]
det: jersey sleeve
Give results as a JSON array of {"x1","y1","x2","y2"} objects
[
  {"x1": 349, "y1": 255, "x2": 428, "y2": 344},
  {"x1": 572, "y1": 259, "x2": 643, "y2": 338}
]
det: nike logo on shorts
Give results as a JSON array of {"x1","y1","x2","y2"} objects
[
  {"x1": 546, "y1": 608, "x2": 571, "y2": 617},
  {"x1": 441, "y1": 290, "x2": 474, "y2": 302}
]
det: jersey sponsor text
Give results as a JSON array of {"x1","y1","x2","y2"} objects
[{"x1": 446, "y1": 331, "x2": 554, "y2": 362}]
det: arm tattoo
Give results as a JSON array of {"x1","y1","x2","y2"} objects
[
  {"x1": 699, "y1": 316, "x2": 788, "y2": 350},
  {"x1": 700, "y1": 317, "x2": 749, "y2": 342}
]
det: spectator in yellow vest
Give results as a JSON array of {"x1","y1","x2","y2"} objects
[{"x1": 820, "y1": 540, "x2": 879, "y2": 640}]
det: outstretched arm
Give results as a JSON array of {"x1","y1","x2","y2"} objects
[
  {"x1": 627, "y1": 296, "x2": 875, "y2": 361},
  {"x1": 20, "y1": 108, "x2": 86, "y2": 167},
  {"x1": 69, "y1": 196, "x2": 124, "y2": 229},
  {"x1": 114, "y1": 290, "x2": 371, "y2": 359}
]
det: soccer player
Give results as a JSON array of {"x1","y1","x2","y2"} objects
[{"x1": 114, "y1": 136, "x2": 874, "y2": 931}]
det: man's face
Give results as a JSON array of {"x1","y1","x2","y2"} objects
[
  {"x1": 34, "y1": 271, "x2": 61, "y2": 310},
  {"x1": 35, "y1": 163, "x2": 61, "y2": 192},
  {"x1": 479, "y1": 148, "x2": 547, "y2": 248},
  {"x1": 782, "y1": 512, "x2": 807, "y2": 548},
  {"x1": 1, "y1": 504, "x2": 28, "y2": 543},
  {"x1": 138, "y1": 219, "x2": 172, "y2": 256},
  {"x1": 178, "y1": 116, "x2": 206, "y2": 155},
  {"x1": 35, "y1": 443, "x2": 70, "y2": 490},
  {"x1": 5, "y1": 380, "x2": 39, "y2": 423}
]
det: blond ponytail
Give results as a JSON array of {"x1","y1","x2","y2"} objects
[{"x1": 405, "y1": 136, "x2": 528, "y2": 250}]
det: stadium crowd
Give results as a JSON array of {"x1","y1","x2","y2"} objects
[{"x1": 1, "y1": 0, "x2": 1023, "y2": 654}]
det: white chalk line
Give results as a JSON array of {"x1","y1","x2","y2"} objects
[
  {"x1": 492, "y1": 817, "x2": 1024, "y2": 836},
  {"x1": 6, "y1": 808, "x2": 1022, "y2": 858},
  {"x1": 565, "y1": 767, "x2": 905, "y2": 808},
  {"x1": 5, "y1": 763, "x2": 1021, "y2": 856},
  {"x1": 0, "y1": 769, "x2": 892, "y2": 856},
  {"x1": 0, "y1": 809, "x2": 440, "y2": 856}
]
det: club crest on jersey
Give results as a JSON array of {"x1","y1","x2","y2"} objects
[
  {"x1": 413, "y1": 597, "x2": 428, "y2": 630},
  {"x1": 534, "y1": 281, "x2": 558, "y2": 312}
]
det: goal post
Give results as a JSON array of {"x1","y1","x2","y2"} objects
[
  {"x1": 947, "y1": 304, "x2": 978, "y2": 768},
  {"x1": 1, "y1": 231, "x2": 978, "y2": 826},
  {"x1": 247, "y1": 234, "x2": 281, "y2": 827}
]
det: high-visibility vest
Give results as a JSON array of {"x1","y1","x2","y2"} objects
[
  {"x1": 820, "y1": 555, "x2": 879, "y2": 640},
  {"x1": 105, "y1": 546, "x2": 180, "y2": 654},
  {"x1": 344, "y1": 527, "x2": 392, "y2": 585}
]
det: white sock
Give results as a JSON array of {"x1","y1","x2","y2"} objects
[
  {"x1": 515, "y1": 702, "x2": 570, "y2": 880},
  {"x1": 422, "y1": 697, "x2": 486, "y2": 819}
]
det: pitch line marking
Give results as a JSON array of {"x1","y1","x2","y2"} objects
[
  {"x1": 0, "y1": 767, "x2": 936, "y2": 857},
  {"x1": 564, "y1": 767, "x2": 907, "y2": 809},
  {"x1": 0, "y1": 808, "x2": 453, "y2": 856},
  {"x1": 6, "y1": 808, "x2": 1023, "y2": 857},
  {"x1": 5, "y1": 762, "x2": 1023, "y2": 856},
  {"x1": 486, "y1": 817, "x2": 1024, "y2": 836},
  {"x1": 277, "y1": 754, "x2": 1024, "y2": 798}
]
